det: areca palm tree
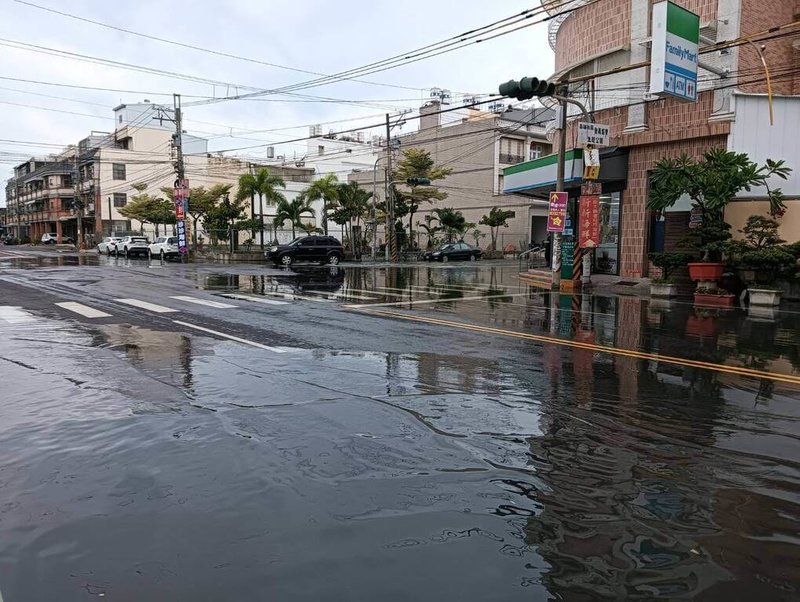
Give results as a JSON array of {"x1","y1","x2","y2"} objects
[
  {"x1": 333, "y1": 181, "x2": 372, "y2": 252},
  {"x1": 237, "y1": 168, "x2": 287, "y2": 248},
  {"x1": 301, "y1": 174, "x2": 339, "y2": 235},
  {"x1": 273, "y1": 197, "x2": 315, "y2": 239}
]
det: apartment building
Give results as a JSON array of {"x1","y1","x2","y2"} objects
[
  {"x1": 504, "y1": 0, "x2": 800, "y2": 278},
  {"x1": 352, "y1": 101, "x2": 554, "y2": 251}
]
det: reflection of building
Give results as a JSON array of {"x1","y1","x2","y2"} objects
[{"x1": 503, "y1": 0, "x2": 800, "y2": 278}]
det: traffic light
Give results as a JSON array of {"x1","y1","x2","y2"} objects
[
  {"x1": 498, "y1": 77, "x2": 557, "y2": 101},
  {"x1": 406, "y1": 177, "x2": 431, "y2": 186}
]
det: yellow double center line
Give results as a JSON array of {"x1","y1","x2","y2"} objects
[{"x1": 356, "y1": 307, "x2": 800, "y2": 386}]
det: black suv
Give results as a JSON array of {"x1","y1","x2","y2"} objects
[{"x1": 266, "y1": 235, "x2": 344, "y2": 267}]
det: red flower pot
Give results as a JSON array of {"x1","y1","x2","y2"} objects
[
  {"x1": 685, "y1": 315, "x2": 719, "y2": 338},
  {"x1": 688, "y1": 262, "x2": 725, "y2": 282},
  {"x1": 693, "y1": 293, "x2": 735, "y2": 307}
]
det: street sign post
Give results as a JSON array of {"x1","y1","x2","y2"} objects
[
  {"x1": 649, "y1": 1, "x2": 700, "y2": 102},
  {"x1": 577, "y1": 122, "x2": 610, "y2": 147},
  {"x1": 547, "y1": 191, "x2": 568, "y2": 233}
]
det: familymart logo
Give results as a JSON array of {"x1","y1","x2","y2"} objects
[{"x1": 666, "y1": 41, "x2": 697, "y2": 64}]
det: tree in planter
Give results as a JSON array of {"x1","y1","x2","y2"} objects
[
  {"x1": 393, "y1": 149, "x2": 452, "y2": 250},
  {"x1": 648, "y1": 252, "x2": 692, "y2": 282},
  {"x1": 648, "y1": 149, "x2": 791, "y2": 261},
  {"x1": 727, "y1": 215, "x2": 794, "y2": 287},
  {"x1": 479, "y1": 207, "x2": 515, "y2": 251}
]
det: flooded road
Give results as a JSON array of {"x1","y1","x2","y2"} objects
[{"x1": 0, "y1": 253, "x2": 798, "y2": 600}]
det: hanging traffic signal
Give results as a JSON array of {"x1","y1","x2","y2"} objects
[
  {"x1": 498, "y1": 77, "x2": 557, "y2": 101},
  {"x1": 406, "y1": 177, "x2": 431, "y2": 186}
]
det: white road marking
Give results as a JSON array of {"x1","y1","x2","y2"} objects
[
  {"x1": 343, "y1": 292, "x2": 526, "y2": 309},
  {"x1": 116, "y1": 298, "x2": 177, "y2": 313},
  {"x1": 306, "y1": 290, "x2": 379, "y2": 301},
  {"x1": 170, "y1": 296, "x2": 238, "y2": 309},
  {"x1": 172, "y1": 320, "x2": 286, "y2": 353},
  {"x1": 219, "y1": 293, "x2": 288, "y2": 306},
  {"x1": 265, "y1": 291, "x2": 332, "y2": 303},
  {"x1": 0, "y1": 306, "x2": 35, "y2": 324},
  {"x1": 55, "y1": 302, "x2": 112, "y2": 319}
]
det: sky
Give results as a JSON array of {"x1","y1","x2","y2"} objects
[{"x1": 0, "y1": 0, "x2": 555, "y2": 203}]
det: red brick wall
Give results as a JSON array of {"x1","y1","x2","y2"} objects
[
  {"x1": 554, "y1": 0, "x2": 631, "y2": 73},
  {"x1": 739, "y1": 0, "x2": 800, "y2": 95}
]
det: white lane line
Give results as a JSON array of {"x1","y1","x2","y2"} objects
[
  {"x1": 219, "y1": 293, "x2": 288, "y2": 306},
  {"x1": 0, "y1": 306, "x2": 35, "y2": 324},
  {"x1": 172, "y1": 320, "x2": 286, "y2": 353},
  {"x1": 170, "y1": 295, "x2": 238, "y2": 309},
  {"x1": 265, "y1": 291, "x2": 332, "y2": 303},
  {"x1": 343, "y1": 292, "x2": 526, "y2": 309},
  {"x1": 305, "y1": 290, "x2": 379, "y2": 301},
  {"x1": 117, "y1": 298, "x2": 178, "y2": 313},
  {"x1": 55, "y1": 302, "x2": 112, "y2": 319}
]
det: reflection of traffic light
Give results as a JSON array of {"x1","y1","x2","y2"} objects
[
  {"x1": 406, "y1": 177, "x2": 431, "y2": 186},
  {"x1": 498, "y1": 77, "x2": 557, "y2": 101}
]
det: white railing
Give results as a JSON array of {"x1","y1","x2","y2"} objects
[{"x1": 540, "y1": 0, "x2": 593, "y2": 51}]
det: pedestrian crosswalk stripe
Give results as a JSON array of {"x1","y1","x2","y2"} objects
[
  {"x1": 170, "y1": 296, "x2": 238, "y2": 309},
  {"x1": 55, "y1": 302, "x2": 112, "y2": 318},
  {"x1": 0, "y1": 306, "x2": 35, "y2": 324},
  {"x1": 116, "y1": 298, "x2": 177, "y2": 313},
  {"x1": 219, "y1": 293, "x2": 288, "y2": 306},
  {"x1": 306, "y1": 290, "x2": 379, "y2": 301}
]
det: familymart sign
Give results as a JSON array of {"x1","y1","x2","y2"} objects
[{"x1": 649, "y1": 1, "x2": 700, "y2": 102}]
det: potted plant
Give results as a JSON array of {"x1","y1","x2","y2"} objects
[
  {"x1": 694, "y1": 286, "x2": 736, "y2": 307},
  {"x1": 648, "y1": 150, "x2": 791, "y2": 287},
  {"x1": 648, "y1": 252, "x2": 691, "y2": 297}
]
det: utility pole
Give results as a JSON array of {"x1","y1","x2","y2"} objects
[
  {"x1": 172, "y1": 94, "x2": 189, "y2": 261},
  {"x1": 552, "y1": 97, "x2": 568, "y2": 289},
  {"x1": 385, "y1": 113, "x2": 398, "y2": 263},
  {"x1": 73, "y1": 151, "x2": 84, "y2": 251}
]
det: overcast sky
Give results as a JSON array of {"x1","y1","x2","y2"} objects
[{"x1": 0, "y1": 0, "x2": 554, "y2": 200}]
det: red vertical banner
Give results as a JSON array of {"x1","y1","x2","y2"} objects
[{"x1": 578, "y1": 195, "x2": 600, "y2": 249}]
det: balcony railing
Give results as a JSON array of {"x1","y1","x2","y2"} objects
[{"x1": 499, "y1": 153, "x2": 525, "y2": 165}]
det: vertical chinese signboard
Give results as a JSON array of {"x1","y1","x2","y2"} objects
[
  {"x1": 579, "y1": 195, "x2": 600, "y2": 249},
  {"x1": 547, "y1": 191, "x2": 567, "y2": 232},
  {"x1": 173, "y1": 179, "x2": 189, "y2": 256},
  {"x1": 649, "y1": 1, "x2": 699, "y2": 102}
]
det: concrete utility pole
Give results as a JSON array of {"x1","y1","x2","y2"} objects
[
  {"x1": 385, "y1": 113, "x2": 398, "y2": 263},
  {"x1": 73, "y1": 151, "x2": 84, "y2": 250},
  {"x1": 552, "y1": 96, "x2": 568, "y2": 289},
  {"x1": 372, "y1": 156, "x2": 386, "y2": 263},
  {"x1": 173, "y1": 94, "x2": 185, "y2": 183}
]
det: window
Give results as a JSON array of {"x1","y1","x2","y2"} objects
[
  {"x1": 318, "y1": 145, "x2": 325, "y2": 156},
  {"x1": 118, "y1": 114, "x2": 123, "y2": 124},
  {"x1": 499, "y1": 138, "x2": 525, "y2": 164},
  {"x1": 529, "y1": 143, "x2": 543, "y2": 161},
  {"x1": 498, "y1": 174, "x2": 505, "y2": 194},
  {"x1": 113, "y1": 193, "x2": 127, "y2": 207},
  {"x1": 112, "y1": 163, "x2": 126, "y2": 180}
]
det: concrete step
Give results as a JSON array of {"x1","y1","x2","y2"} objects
[{"x1": 519, "y1": 269, "x2": 552, "y2": 290}]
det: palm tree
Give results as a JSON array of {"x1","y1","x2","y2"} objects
[
  {"x1": 236, "y1": 168, "x2": 287, "y2": 249},
  {"x1": 433, "y1": 207, "x2": 471, "y2": 243},
  {"x1": 301, "y1": 174, "x2": 339, "y2": 235},
  {"x1": 273, "y1": 197, "x2": 315, "y2": 239},
  {"x1": 334, "y1": 181, "x2": 373, "y2": 253}
]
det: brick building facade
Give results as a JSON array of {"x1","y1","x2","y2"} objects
[{"x1": 503, "y1": 0, "x2": 800, "y2": 278}]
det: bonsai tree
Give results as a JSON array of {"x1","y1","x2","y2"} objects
[
  {"x1": 648, "y1": 252, "x2": 691, "y2": 282},
  {"x1": 479, "y1": 207, "x2": 515, "y2": 251},
  {"x1": 648, "y1": 149, "x2": 791, "y2": 261},
  {"x1": 727, "y1": 215, "x2": 794, "y2": 285}
]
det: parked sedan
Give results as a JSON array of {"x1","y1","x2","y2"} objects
[
  {"x1": 423, "y1": 242, "x2": 482, "y2": 262},
  {"x1": 97, "y1": 237, "x2": 123, "y2": 255},
  {"x1": 148, "y1": 236, "x2": 181, "y2": 260},
  {"x1": 117, "y1": 236, "x2": 150, "y2": 257}
]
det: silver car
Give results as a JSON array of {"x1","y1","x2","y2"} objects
[
  {"x1": 97, "y1": 236, "x2": 123, "y2": 255},
  {"x1": 118, "y1": 236, "x2": 150, "y2": 257}
]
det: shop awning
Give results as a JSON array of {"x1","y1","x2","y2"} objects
[{"x1": 502, "y1": 148, "x2": 629, "y2": 198}]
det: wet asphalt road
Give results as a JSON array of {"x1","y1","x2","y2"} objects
[{"x1": 0, "y1": 248, "x2": 799, "y2": 601}]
